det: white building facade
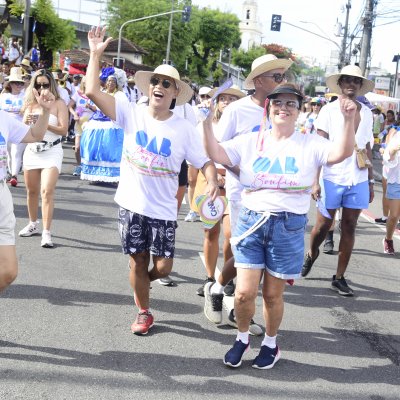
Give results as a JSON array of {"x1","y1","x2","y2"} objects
[{"x1": 239, "y1": 0, "x2": 263, "y2": 50}]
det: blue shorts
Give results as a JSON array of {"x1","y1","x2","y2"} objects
[
  {"x1": 386, "y1": 183, "x2": 400, "y2": 200},
  {"x1": 232, "y1": 207, "x2": 307, "y2": 280},
  {"x1": 321, "y1": 179, "x2": 369, "y2": 210},
  {"x1": 118, "y1": 208, "x2": 178, "y2": 258}
]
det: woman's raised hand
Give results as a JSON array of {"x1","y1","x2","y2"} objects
[
  {"x1": 34, "y1": 88, "x2": 56, "y2": 110},
  {"x1": 88, "y1": 26, "x2": 113, "y2": 56}
]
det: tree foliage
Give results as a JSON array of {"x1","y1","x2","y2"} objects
[
  {"x1": 31, "y1": 0, "x2": 77, "y2": 67},
  {"x1": 106, "y1": 1, "x2": 241, "y2": 83},
  {"x1": 232, "y1": 46, "x2": 266, "y2": 76},
  {"x1": 189, "y1": 7, "x2": 241, "y2": 81}
]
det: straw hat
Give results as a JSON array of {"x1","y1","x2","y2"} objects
[
  {"x1": 208, "y1": 85, "x2": 246, "y2": 99},
  {"x1": 20, "y1": 58, "x2": 32, "y2": 70},
  {"x1": 127, "y1": 76, "x2": 135, "y2": 84},
  {"x1": 8, "y1": 67, "x2": 24, "y2": 83},
  {"x1": 326, "y1": 65, "x2": 374, "y2": 96},
  {"x1": 134, "y1": 64, "x2": 193, "y2": 106},
  {"x1": 244, "y1": 54, "x2": 293, "y2": 90}
]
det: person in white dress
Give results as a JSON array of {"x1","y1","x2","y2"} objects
[{"x1": 18, "y1": 69, "x2": 69, "y2": 248}]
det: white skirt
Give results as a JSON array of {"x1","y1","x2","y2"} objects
[{"x1": 23, "y1": 143, "x2": 63, "y2": 173}]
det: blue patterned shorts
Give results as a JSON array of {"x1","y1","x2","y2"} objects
[{"x1": 118, "y1": 208, "x2": 178, "y2": 258}]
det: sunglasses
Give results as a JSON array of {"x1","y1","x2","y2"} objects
[
  {"x1": 34, "y1": 83, "x2": 51, "y2": 89},
  {"x1": 11, "y1": 82, "x2": 25, "y2": 86},
  {"x1": 340, "y1": 75, "x2": 363, "y2": 85},
  {"x1": 260, "y1": 73, "x2": 286, "y2": 83},
  {"x1": 270, "y1": 98, "x2": 300, "y2": 110},
  {"x1": 150, "y1": 76, "x2": 174, "y2": 89},
  {"x1": 200, "y1": 94, "x2": 210, "y2": 99}
]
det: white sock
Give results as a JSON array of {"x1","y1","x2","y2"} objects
[
  {"x1": 211, "y1": 282, "x2": 224, "y2": 295},
  {"x1": 262, "y1": 334, "x2": 277, "y2": 349},
  {"x1": 42, "y1": 229, "x2": 50, "y2": 234},
  {"x1": 382, "y1": 216, "x2": 388, "y2": 220},
  {"x1": 236, "y1": 331, "x2": 249, "y2": 344}
]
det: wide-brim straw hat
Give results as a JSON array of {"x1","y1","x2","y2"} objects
[
  {"x1": 208, "y1": 85, "x2": 246, "y2": 99},
  {"x1": 8, "y1": 67, "x2": 24, "y2": 83},
  {"x1": 135, "y1": 64, "x2": 193, "y2": 106},
  {"x1": 326, "y1": 65, "x2": 374, "y2": 96},
  {"x1": 20, "y1": 58, "x2": 32, "y2": 70},
  {"x1": 244, "y1": 54, "x2": 293, "y2": 90}
]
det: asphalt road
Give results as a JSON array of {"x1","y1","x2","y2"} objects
[{"x1": 1, "y1": 144, "x2": 399, "y2": 400}]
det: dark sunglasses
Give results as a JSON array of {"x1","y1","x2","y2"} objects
[
  {"x1": 11, "y1": 81, "x2": 25, "y2": 86},
  {"x1": 340, "y1": 75, "x2": 363, "y2": 85},
  {"x1": 34, "y1": 83, "x2": 51, "y2": 89},
  {"x1": 260, "y1": 73, "x2": 286, "y2": 83},
  {"x1": 200, "y1": 94, "x2": 210, "y2": 99},
  {"x1": 150, "y1": 76, "x2": 174, "y2": 89}
]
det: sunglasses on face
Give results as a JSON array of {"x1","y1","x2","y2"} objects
[
  {"x1": 340, "y1": 75, "x2": 363, "y2": 85},
  {"x1": 34, "y1": 82, "x2": 50, "y2": 89},
  {"x1": 260, "y1": 73, "x2": 286, "y2": 83},
  {"x1": 150, "y1": 76, "x2": 174, "y2": 89},
  {"x1": 270, "y1": 98, "x2": 299, "y2": 110},
  {"x1": 11, "y1": 82, "x2": 25, "y2": 86},
  {"x1": 200, "y1": 94, "x2": 210, "y2": 99}
]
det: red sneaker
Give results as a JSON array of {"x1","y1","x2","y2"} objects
[
  {"x1": 131, "y1": 311, "x2": 154, "y2": 335},
  {"x1": 383, "y1": 238, "x2": 395, "y2": 255},
  {"x1": 10, "y1": 176, "x2": 18, "y2": 187}
]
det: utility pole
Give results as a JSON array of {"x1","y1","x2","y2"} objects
[
  {"x1": 23, "y1": 0, "x2": 31, "y2": 54},
  {"x1": 359, "y1": 0, "x2": 375, "y2": 75},
  {"x1": 339, "y1": 0, "x2": 351, "y2": 70},
  {"x1": 165, "y1": 0, "x2": 174, "y2": 64}
]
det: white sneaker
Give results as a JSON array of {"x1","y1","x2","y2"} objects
[
  {"x1": 19, "y1": 221, "x2": 40, "y2": 237},
  {"x1": 41, "y1": 231, "x2": 54, "y2": 248},
  {"x1": 184, "y1": 210, "x2": 198, "y2": 222}
]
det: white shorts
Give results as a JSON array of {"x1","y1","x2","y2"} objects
[{"x1": 0, "y1": 180, "x2": 16, "y2": 245}]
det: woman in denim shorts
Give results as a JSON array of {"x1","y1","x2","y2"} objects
[{"x1": 202, "y1": 83, "x2": 359, "y2": 370}]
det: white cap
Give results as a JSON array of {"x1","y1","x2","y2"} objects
[{"x1": 199, "y1": 86, "x2": 212, "y2": 96}]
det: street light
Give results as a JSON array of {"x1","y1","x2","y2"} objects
[
  {"x1": 117, "y1": 10, "x2": 185, "y2": 66},
  {"x1": 392, "y1": 54, "x2": 399, "y2": 98}
]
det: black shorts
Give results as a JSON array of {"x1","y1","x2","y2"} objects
[
  {"x1": 178, "y1": 160, "x2": 188, "y2": 187},
  {"x1": 118, "y1": 207, "x2": 178, "y2": 258}
]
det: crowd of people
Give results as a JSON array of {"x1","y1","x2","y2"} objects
[{"x1": 1, "y1": 27, "x2": 400, "y2": 373}]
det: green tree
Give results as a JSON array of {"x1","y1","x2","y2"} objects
[
  {"x1": 31, "y1": 0, "x2": 77, "y2": 67},
  {"x1": 189, "y1": 7, "x2": 241, "y2": 82},
  {"x1": 107, "y1": 0, "x2": 193, "y2": 70},
  {"x1": 232, "y1": 46, "x2": 266, "y2": 76},
  {"x1": 107, "y1": 1, "x2": 241, "y2": 82}
]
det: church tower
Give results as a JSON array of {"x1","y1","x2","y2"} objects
[{"x1": 239, "y1": 0, "x2": 263, "y2": 50}]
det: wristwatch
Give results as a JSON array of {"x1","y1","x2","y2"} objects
[{"x1": 369, "y1": 179, "x2": 375, "y2": 184}]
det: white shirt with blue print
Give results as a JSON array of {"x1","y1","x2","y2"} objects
[
  {"x1": 221, "y1": 129, "x2": 332, "y2": 214},
  {"x1": 218, "y1": 95, "x2": 266, "y2": 201},
  {"x1": 115, "y1": 96, "x2": 209, "y2": 221},
  {"x1": 0, "y1": 110, "x2": 29, "y2": 180},
  {"x1": 0, "y1": 92, "x2": 24, "y2": 121}
]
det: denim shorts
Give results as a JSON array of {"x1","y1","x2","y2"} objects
[
  {"x1": 232, "y1": 207, "x2": 308, "y2": 280},
  {"x1": 321, "y1": 179, "x2": 369, "y2": 210},
  {"x1": 386, "y1": 183, "x2": 400, "y2": 200},
  {"x1": 118, "y1": 208, "x2": 178, "y2": 258}
]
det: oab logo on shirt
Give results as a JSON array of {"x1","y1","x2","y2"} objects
[
  {"x1": 253, "y1": 156, "x2": 299, "y2": 175},
  {"x1": 0, "y1": 132, "x2": 7, "y2": 172}
]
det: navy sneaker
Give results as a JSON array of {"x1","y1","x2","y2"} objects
[
  {"x1": 252, "y1": 345, "x2": 281, "y2": 369},
  {"x1": 223, "y1": 340, "x2": 249, "y2": 368}
]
